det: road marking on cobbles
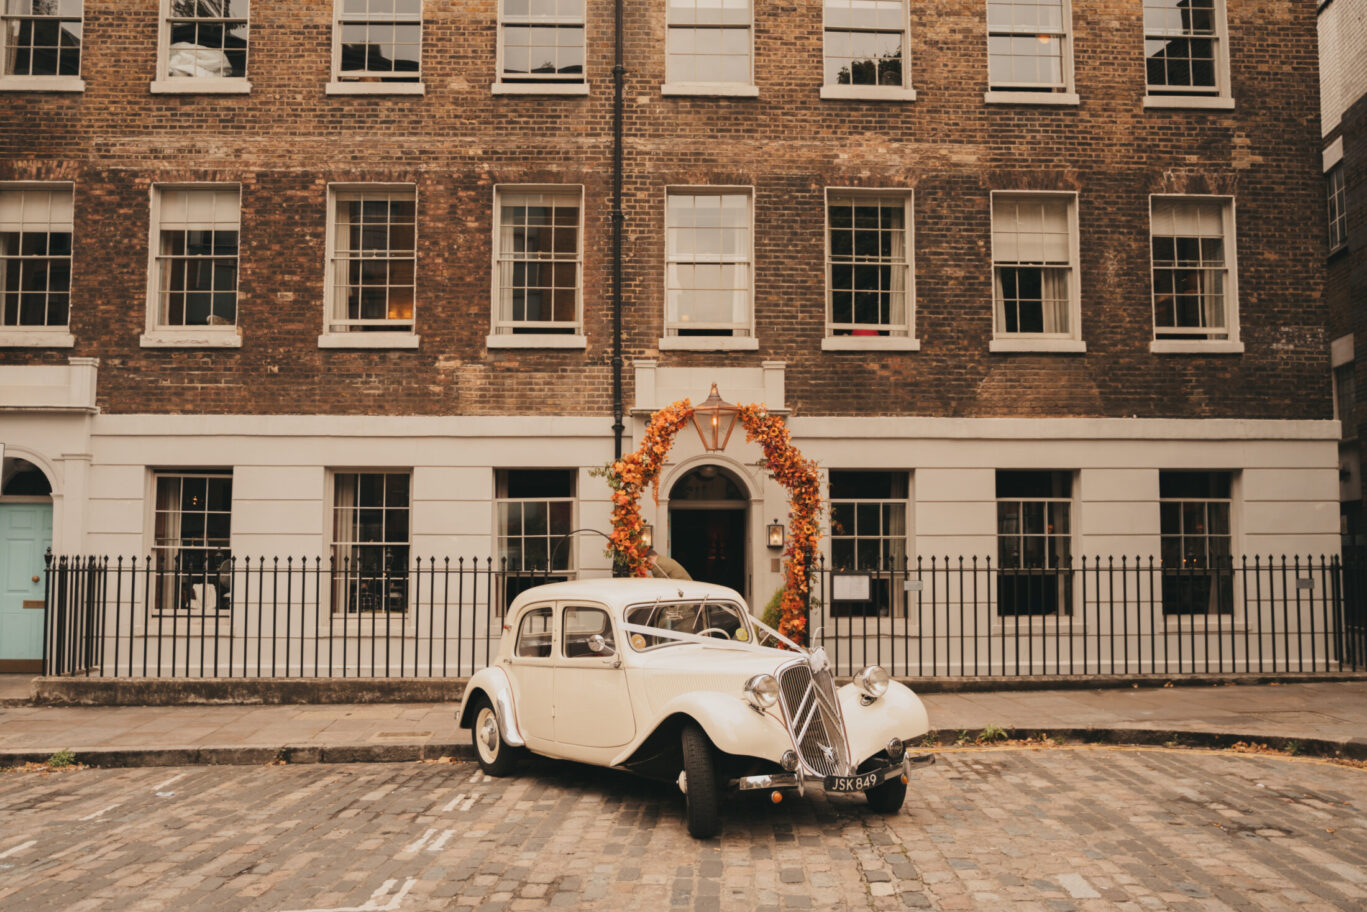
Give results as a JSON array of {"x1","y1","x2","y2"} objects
[
  {"x1": 467, "y1": 770, "x2": 484, "y2": 784},
  {"x1": 440, "y1": 792, "x2": 466, "y2": 812},
  {"x1": 0, "y1": 840, "x2": 35, "y2": 859},
  {"x1": 151, "y1": 772, "x2": 185, "y2": 794},
  {"x1": 78, "y1": 803, "x2": 119, "y2": 821},
  {"x1": 278, "y1": 876, "x2": 416, "y2": 912},
  {"x1": 1058, "y1": 873, "x2": 1101, "y2": 898},
  {"x1": 402, "y1": 828, "x2": 437, "y2": 854}
]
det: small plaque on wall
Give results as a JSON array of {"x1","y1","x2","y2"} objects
[{"x1": 832, "y1": 573, "x2": 871, "y2": 602}]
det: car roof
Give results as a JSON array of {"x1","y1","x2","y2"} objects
[{"x1": 507, "y1": 578, "x2": 747, "y2": 615}]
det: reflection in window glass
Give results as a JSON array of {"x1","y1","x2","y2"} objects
[
  {"x1": 497, "y1": 469, "x2": 575, "y2": 610},
  {"x1": 2, "y1": 0, "x2": 83, "y2": 77},
  {"x1": 501, "y1": 0, "x2": 584, "y2": 82},
  {"x1": 826, "y1": 194, "x2": 910, "y2": 336},
  {"x1": 336, "y1": 0, "x2": 422, "y2": 82},
  {"x1": 1143, "y1": 0, "x2": 1219, "y2": 94},
  {"x1": 823, "y1": 0, "x2": 904, "y2": 86},
  {"x1": 166, "y1": 0, "x2": 249, "y2": 79}
]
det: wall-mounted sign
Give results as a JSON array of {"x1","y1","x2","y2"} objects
[{"x1": 832, "y1": 573, "x2": 871, "y2": 602}]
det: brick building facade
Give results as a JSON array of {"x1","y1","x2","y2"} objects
[
  {"x1": 1320, "y1": 0, "x2": 1367, "y2": 542},
  {"x1": 0, "y1": 1, "x2": 1340, "y2": 673}
]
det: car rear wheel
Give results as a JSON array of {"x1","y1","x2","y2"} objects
[
  {"x1": 470, "y1": 695, "x2": 520, "y2": 777},
  {"x1": 864, "y1": 775, "x2": 907, "y2": 813},
  {"x1": 681, "y1": 723, "x2": 721, "y2": 838}
]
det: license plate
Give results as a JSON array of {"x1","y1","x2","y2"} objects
[{"x1": 823, "y1": 771, "x2": 884, "y2": 792}]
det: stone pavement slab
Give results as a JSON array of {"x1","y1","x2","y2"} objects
[{"x1": 0, "y1": 681, "x2": 1363, "y2": 767}]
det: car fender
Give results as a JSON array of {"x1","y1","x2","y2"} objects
[
  {"x1": 839, "y1": 680, "x2": 930, "y2": 764},
  {"x1": 456, "y1": 666, "x2": 526, "y2": 748},
  {"x1": 610, "y1": 690, "x2": 790, "y2": 767}
]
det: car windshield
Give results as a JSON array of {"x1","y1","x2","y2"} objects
[{"x1": 623, "y1": 600, "x2": 752, "y2": 650}]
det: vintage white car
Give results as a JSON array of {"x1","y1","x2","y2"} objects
[{"x1": 456, "y1": 578, "x2": 934, "y2": 837}]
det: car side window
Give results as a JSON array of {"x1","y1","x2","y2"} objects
[
  {"x1": 516, "y1": 606, "x2": 554, "y2": 658},
  {"x1": 563, "y1": 606, "x2": 613, "y2": 659}
]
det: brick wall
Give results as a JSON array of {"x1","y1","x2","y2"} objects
[{"x1": 0, "y1": 0, "x2": 1330, "y2": 420}]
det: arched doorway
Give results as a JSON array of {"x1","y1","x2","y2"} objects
[
  {"x1": 668, "y1": 465, "x2": 748, "y2": 597},
  {"x1": 1, "y1": 457, "x2": 54, "y2": 673}
]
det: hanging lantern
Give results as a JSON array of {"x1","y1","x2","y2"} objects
[{"x1": 690, "y1": 383, "x2": 741, "y2": 453}]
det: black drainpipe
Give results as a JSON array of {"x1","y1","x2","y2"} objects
[{"x1": 610, "y1": 0, "x2": 627, "y2": 459}]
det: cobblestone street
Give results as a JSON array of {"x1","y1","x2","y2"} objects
[{"x1": 0, "y1": 748, "x2": 1363, "y2": 912}]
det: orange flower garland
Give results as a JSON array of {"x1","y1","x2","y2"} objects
[{"x1": 602, "y1": 399, "x2": 822, "y2": 645}]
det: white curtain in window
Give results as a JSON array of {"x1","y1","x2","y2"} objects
[
  {"x1": 992, "y1": 196, "x2": 1070, "y2": 263},
  {"x1": 888, "y1": 214, "x2": 906, "y2": 326},
  {"x1": 1152, "y1": 198, "x2": 1223, "y2": 237}
]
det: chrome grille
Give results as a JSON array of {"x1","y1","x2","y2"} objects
[{"x1": 777, "y1": 657, "x2": 852, "y2": 777}]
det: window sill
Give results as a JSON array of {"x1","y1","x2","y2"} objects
[
  {"x1": 989, "y1": 338, "x2": 1086, "y2": 353},
  {"x1": 318, "y1": 332, "x2": 421, "y2": 349},
  {"x1": 0, "y1": 75, "x2": 85, "y2": 93},
  {"x1": 491, "y1": 82, "x2": 589, "y2": 96},
  {"x1": 658, "y1": 336, "x2": 759, "y2": 351},
  {"x1": 819, "y1": 85, "x2": 916, "y2": 102},
  {"x1": 984, "y1": 91, "x2": 1080, "y2": 106},
  {"x1": 1150, "y1": 339, "x2": 1244, "y2": 354},
  {"x1": 150, "y1": 78, "x2": 252, "y2": 94},
  {"x1": 486, "y1": 334, "x2": 587, "y2": 349},
  {"x1": 0, "y1": 330, "x2": 75, "y2": 348},
  {"x1": 661, "y1": 83, "x2": 759, "y2": 98},
  {"x1": 822, "y1": 336, "x2": 921, "y2": 351},
  {"x1": 326, "y1": 81, "x2": 426, "y2": 96},
  {"x1": 141, "y1": 329, "x2": 242, "y2": 349},
  {"x1": 1143, "y1": 95, "x2": 1234, "y2": 110}
]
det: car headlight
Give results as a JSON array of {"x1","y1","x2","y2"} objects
[
  {"x1": 743, "y1": 674, "x2": 780, "y2": 711},
  {"x1": 853, "y1": 665, "x2": 890, "y2": 701}
]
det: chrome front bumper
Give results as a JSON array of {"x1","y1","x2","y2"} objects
[{"x1": 731, "y1": 752, "x2": 935, "y2": 794}]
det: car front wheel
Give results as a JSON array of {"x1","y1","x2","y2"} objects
[
  {"x1": 470, "y1": 695, "x2": 520, "y2": 777},
  {"x1": 864, "y1": 775, "x2": 907, "y2": 813},
  {"x1": 681, "y1": 723, "x2": 721, "y2": 838}
]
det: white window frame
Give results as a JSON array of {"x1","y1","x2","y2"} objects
[
  {"x1": 329, "y1": 469, "x2": 412, "y2": 617},
  {"x1": 320, "y1": 183, "x2": 421, "y2": 349},
  {"x1": 982, "y1": 0, "x2": 1078, "y2": 106},
  {"x1": 822, "y1": 188, "x2": 918, "y2": 351},
  {"x1": 141, "y1": 183, "x2": 243, "y2": 349},
  {"x1": 988, "y1": 190, "x2": 1084, "y2": 353},
  {"x1": 327, "y1": 0, "x2": 425, "y2": 96},
  {"x1": 994, "y1": 469, "x2": 1076, "y2": 622},
  {"x1": 1148, "y1": 194, "x2": 1242, "y2": 354},
  {"x1": 0, "y1": 0, "x2": 85, "y2": 92},
  {"x1": 151, "y1": 0, "x2": 251, "y2": 94},
  {"x1": 0, "y1": 181, "x2": 75, "y2": 348},
  {"x1": 487, "y1": 184, "x2": 586, "y2": 349},
  {"x1": 1328, "y1": 164, "x2": 1348, "y2": 254},
  {"x1": 1141, "y1": 0, "x2": 1233, "y2": 110},
  {"x1": 660, "y1": 186, "x2": 758, "y2": 351},
  {"x1": 662, "y1": 0, "x2": 758, "y2": 97},
  {"x1": 492, "y1": 0, "x2": 589, "y2": 96},
  {"x1": 1158, "y1": 470, "x2": 1237, "y2": 619},
  {"x1": 819, "y1": 0, "x2": 916, "y2": 102},
  {"x1": 150, "y1": 469, "x2": 234, "y2": 617}
]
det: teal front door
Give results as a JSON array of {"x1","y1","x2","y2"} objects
[{"x1": 0, "y1": 503, "x2": 53, "y2": 671}]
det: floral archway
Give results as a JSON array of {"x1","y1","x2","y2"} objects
[{"x1": 601, "y1": 398, "x2": 821, "y2": 644}]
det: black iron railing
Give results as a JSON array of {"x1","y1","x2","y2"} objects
[
  {"x1": 43, "y1": 553, "x2": 1365, "y2": 680},
  {"x1": 809, "y1": 555, "x2": 1364, "y2": 677},
  {"x1": 43, "y1": 555, "x2": 558, "y2": 678}
]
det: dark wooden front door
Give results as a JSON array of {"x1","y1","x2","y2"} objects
[{"x1": 669, "y1": 508, "x2": 746, "y2": 596}]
